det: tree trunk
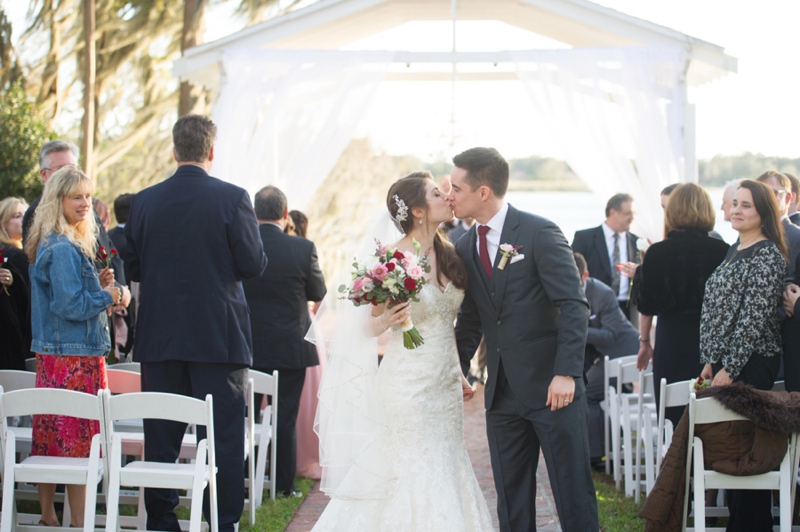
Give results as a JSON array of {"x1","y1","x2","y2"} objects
[
  {"x1": 81, "y1": 0, "x2": 96, "y2": 182},
  {"x1": 179, "y1": 0, "x2": 205, "y2": 117}
]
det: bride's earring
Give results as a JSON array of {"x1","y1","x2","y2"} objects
[{"x1": 419, "y1": 217, "x2": 423, "y2": 225}]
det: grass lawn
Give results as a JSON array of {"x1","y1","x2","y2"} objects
[
  {"x1": 594, "y1": 470, "x2": 645, "y2": 532},
  {"x1": 11, "y1": 477, "x2": 315, "y2": 531}
]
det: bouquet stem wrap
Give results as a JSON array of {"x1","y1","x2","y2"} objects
[{"x1": 399, "y1": 314, "x2": 423, "y2": 349}]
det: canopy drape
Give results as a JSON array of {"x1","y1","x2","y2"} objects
[
  {"x1": 511, "y1": 46, "x2": 688, "y2": 241},
  {"x1": 211, "y1": 46, "x2": 688, "y2": 241},
  {"x1": 211, "y1": 49, "x2": 396, "y2": 210}
]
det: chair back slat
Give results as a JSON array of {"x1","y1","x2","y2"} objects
[
  {"x1": 0, "y1": 370, "x2": 36, "y2": 392},
  {"x1": 110, "y1": 362, "x2": 141, "y2": 373},
  {"x1": 692, "y1": 395, "x2": 748, "y2": 425},
  {"x1": 248, "y1": 369, "x2": 276, "y2": 396},
  {"x1": 106, "y1": 368, "x2": 142, "y2": 394},
  {"x1": 0, "y1": 388, "x2": 103, "y2": 420},
  {"x1": 618, "y1": 361, "x2": 639, "y2": 386},
  {"x1": 106, "y1": 391, "x2": 211, "y2": 426}
]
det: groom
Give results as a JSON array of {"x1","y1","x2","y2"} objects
[{"x1": 450, "y1": 147, "x2": 598, "y2": 531}]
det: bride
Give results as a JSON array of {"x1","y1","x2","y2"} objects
[{"x1": 309, "y1": 171, "x2": 495, "y2": 531}]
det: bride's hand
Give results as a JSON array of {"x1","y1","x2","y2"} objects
[
  {"x1": 383, "y1": 301, "x2": 410, "y2": 327},
  {"x1": 461, "y1": 375, "x2": 476, "y2": 402}
]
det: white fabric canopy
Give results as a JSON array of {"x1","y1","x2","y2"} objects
[
  {"x1": 211, "y1": 46, "x2": 688, "y2": 241},
  {"x1": 211, "y1": 49, "x2": 396, "y2": 210},
  {"x1": 511, "y1": 46, "x2": 688, "y2": 241}
]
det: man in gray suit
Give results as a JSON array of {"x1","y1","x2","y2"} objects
[
  {"x1": 757, "y1": 171, "x2": 800, "y2": 279},
  {"x1": 574, "y1": 252, "x2": 639, "y2": 469},
  {"x1": 450, "y1": 147, "x2": 598, "y2": 532}
]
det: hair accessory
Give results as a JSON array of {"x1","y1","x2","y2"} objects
[{"x1": 393, "y1": 194, "x2": 409, "y2": 225}]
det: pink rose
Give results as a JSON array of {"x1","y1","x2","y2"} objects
[
  {"x1": 352, "y1": 278, "x2": 363, "y2": 294},
  {"x1": 371, "y1": 263, "x2": 388, "y2": 280},
  {"x1": 407, "y1": 265, "x2": 423, "y2": 279}
]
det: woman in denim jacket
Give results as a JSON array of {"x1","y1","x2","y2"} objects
[{"x1": 24, "y1": 166, "x2": 121, "y2": 528}]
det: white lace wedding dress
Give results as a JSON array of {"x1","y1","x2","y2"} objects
[{"x1": 312, "y1": 282, "x2": 495, "y2": 531}]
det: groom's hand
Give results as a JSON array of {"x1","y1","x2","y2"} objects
[{"x1": 546, "y1": 375, "x2": 575, "y2": 411}]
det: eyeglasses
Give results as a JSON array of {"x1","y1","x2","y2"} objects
[
  {"x1": 773, "y1": 188, "x2": 788, "y2": 196},
  {"x1": 41, "y1": 165, "x2": 73, "y2": 173}
]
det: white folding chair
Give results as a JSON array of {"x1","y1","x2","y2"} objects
[
  {"x1": 617, "y1": 363, "x2": 655, "y2": 499},
  {"x1": 249, "y1": 369, "x2": 278, "y2": 511},
  {"x1": 603, "y1": 354, "x2": 638, "y2": 476},
  {"x1": 0, "y1": 388, "x2": 106, "y2": 532},
  {"x1": 656, "y1": 378, "x2": 693, "y2": 474},
  {"x1": 109, "y1": 362, "x2": 141, "y2": 373},
  {"x1": 633, "y1": 371, "x2": 657, "y2": 502},
  {"x1": 104, "y1": 391, "x2": 218, "y2": 532},
  {"x1": 683, "y1": 393, "x2": 798, "y2": 532}
]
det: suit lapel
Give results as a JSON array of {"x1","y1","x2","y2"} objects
[
  {"x1": 593, "y1": 226, "x2": 613, "y2": 280},
  {"x1": 492, "y1": 205, "x2": 520, "y2": 318}
]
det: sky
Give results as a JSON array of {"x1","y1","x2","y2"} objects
[{"x1": 6, "y1": 0, "x2": 799, "y2": 162}]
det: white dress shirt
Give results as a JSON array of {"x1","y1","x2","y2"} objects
[
  {"x1": 475, "y1": 202, "x2": 509, "y2": 266},
  {"x1": 601, "y1": 222, "x2": 629, "y2": 300}
]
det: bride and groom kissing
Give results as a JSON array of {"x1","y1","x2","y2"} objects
[{"x1": 312, "y1": 147, "x2": 599, "y2": 531}]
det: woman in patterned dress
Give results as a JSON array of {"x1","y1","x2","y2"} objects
[
  {"x1": 25, "y1": 167, "x2": 122, "y2": 527},
  {"x1": 699, "y1": 179, "x2": 787, "y2": 532}
]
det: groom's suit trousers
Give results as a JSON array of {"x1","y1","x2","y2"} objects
[{"x1": 487, "y1": 362, "x2": 598, "y2": 532}]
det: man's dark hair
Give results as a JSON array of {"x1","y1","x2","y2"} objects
[
  {"x1": 660, "y1": 183, "x2": 679, "y2": 196},
  {"x1": 605, "y1": 193, "x2": 634, "y2": 218},
  {"x1": 254, "y1": 186, "x2": 287, "y2": 221},
  {"x1": 113, "y1": 193, "x2": 135, "y2": 224},
  {"x1": 172, "y1": 114, "x2": 217, "y2": 163},
  {"x1": 573, "y1": 252, "x2": 587, "y2": 278},
  {"x1": 452, "y1": 147, "x2": 509, "y2": 198}
]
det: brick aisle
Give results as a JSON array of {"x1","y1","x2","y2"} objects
[{"x1": 285, "y1": 385, "x2": 561, "y2": 531}]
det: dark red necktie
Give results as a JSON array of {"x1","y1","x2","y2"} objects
[{"x1": 478, "y1": 225, "x2": 492, "y2": 279}]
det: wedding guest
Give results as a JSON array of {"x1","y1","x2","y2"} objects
[
  {"x1": 243, "y1": 186, "x2": 326, "y2": 495},
  {"x1": 92, "y1": 198, "x2": 111, "y2": 232},
  {"x1": 719, "y1": 179, "x2": 742, "y2": 224},
  {"x1": 124, "y1": 115, "x2": 267, "y2": 532},
  {"x1": 575, "y1": 252, "x2": 639, "y2": 469},
  {"x1": 23, "y1": 140, "x2": 80, "y2": 244},
  {"x1": 786, "y1": 172, "x2": 800, "y2": 225},
  {"x1": 0, "y1": 197, "x2": 31, "y2": 369},
  {"x1": 700, "y1": 179, "x2": 786, "y2": 531},
  {"x1": 572, "y1": 193, "x2": 639, "y2": 320},
  {"x1": 0, "y1": 197, "x2": 31, "y2": 286},
  {"x1": 756, "y1": 171, "x2": 800, "y2": 279},
  {"x1": 448, "y1": 217, "x2": 475, "y2": 243},
  {"x1": 659, "y1": 184, "x2": 679, "y2": 208},
  {"x1": 108, "y1": 193, "x2": 136, "y2": 356},
  {"x1": 24, "y1": 166, "x2": 122, "y2": 528},
  {"x1": 631, "y1": 183, "x2": 729, "y2": 425},
  {"x1": 289, "y1": 210, "x2": 308, "y2": 239}
]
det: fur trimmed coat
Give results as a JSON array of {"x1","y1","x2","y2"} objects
[{"x1": 639, "y1": 383, "x2": 800, "y2": 532}]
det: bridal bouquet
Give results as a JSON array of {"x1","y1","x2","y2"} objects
[{"x1": 339, "y1": 239, "x2": 430, "y2": 349}]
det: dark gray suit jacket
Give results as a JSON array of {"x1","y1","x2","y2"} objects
[
  {"x1": 455, "y1": 204, "x2": 589, "y2": 410},
  {"x1": 584, "y1": 277, "x2": 639, "y2": 359},
  {"x1": 571, "y1": 225, "x2": 639, "y2": 290},
  {"x1": 783, "y1": 217, "x2": 800, "y2": 281}
]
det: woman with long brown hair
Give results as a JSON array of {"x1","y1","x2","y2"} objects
[
  {"x1": 311, "y1": 171, "x2": 493, "y2": 531},
  {"x1": 699, "y1": 179, "x2": 787, "y2": 531}
]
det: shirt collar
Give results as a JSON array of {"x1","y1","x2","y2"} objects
[
  {"x1": 482, "y1": 202, "x2": 509, "y2": 234},
  {"x1": 602, "y1": 222, "x2": 624, "y2": 239}
]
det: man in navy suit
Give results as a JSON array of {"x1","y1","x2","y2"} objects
[
  {"x1": 124, "y1": 115, "x2": 267, "y2": 532},
  {"x1": 243, "y1": 186, "x2": 326, "y2": 496},
  {"x1": 572, "y1": 193, "x2": 639, "y2": 321}
]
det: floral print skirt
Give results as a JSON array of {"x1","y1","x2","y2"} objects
[{"x1": 31, "y1": 353, "x2": 108, "y2": 458}]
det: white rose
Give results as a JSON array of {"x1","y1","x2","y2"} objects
[{"x1": 636, "y1": 238, "x2": 650, "y2": 252}]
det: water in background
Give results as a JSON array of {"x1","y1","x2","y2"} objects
[{"x1": 505, "y1": 188, "x2": 737, "y2": 245}]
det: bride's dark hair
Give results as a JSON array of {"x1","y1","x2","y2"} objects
[{"x1": 387, "y1": 172, "x2": 468, "y2": 290}]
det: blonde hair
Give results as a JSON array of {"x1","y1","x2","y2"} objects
[
  {"x1": 664, "y1": 183, "x2": 716, "y2": 234},
  {"x1": 0, "y1": 197, "x2": 28, "y2": 249},
  {"x1": 25, "y1": 166, "x2": 97, "y2": 262}
]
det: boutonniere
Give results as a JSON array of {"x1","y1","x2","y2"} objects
[{"x1": 498, "y1": 244, "x2": 522, "y2": 270}]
